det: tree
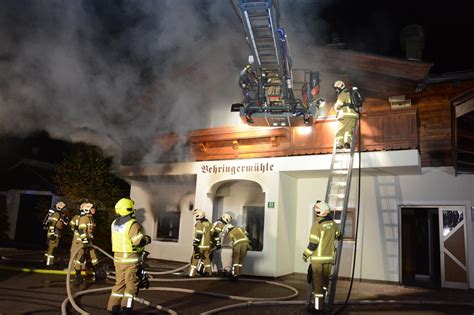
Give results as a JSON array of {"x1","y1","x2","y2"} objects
[{"x1": 53, "y1": 144, "x2": 129, "y2": 249}]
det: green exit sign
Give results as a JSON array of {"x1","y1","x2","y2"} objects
[{"x1": 267, "y1": 202, "x2": 275, "y2": 208}]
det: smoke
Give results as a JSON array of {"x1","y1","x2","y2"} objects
[{"x1": 0, "y1": 0, "x2": 326, "y2": 165}]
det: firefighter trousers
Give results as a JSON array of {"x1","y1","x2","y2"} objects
[
  {"x1": 70, "y1": 241, "x2": 98, "y2": 271},
  {"x1": 335, "y1": 116, "x2": 357, "y2": 147},
  {"x1": 311, "y1": 262, "x2": 332, "y2": 310},
  {"x1": 189, "y1": 250, "x2": 211, "y2": 277},
  {"x1": 107, "y1": 262, "x2": 139, "y2": 310},
  {"x1": 44, "y1": 234, "x2": 59, "y2": 265},
  {"x1": 231, "y1": 242, "x2": 249, "y2": 276}
]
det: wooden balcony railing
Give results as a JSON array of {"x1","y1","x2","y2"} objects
[{"x1": 188, "y1": 108, "x2": 418, "y2": 161}]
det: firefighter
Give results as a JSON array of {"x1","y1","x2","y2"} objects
[
  {"x1": 333, "y1": 80, "x2": 359, "y2": 149},
  {"x1": 69, "y1": 205, "x2": 82, "y2": 283},
  {"x1": 302, "y1": 201, "x2": 341, "y2": 312},
  {"x1": 225, "y1": 224, "x2": 250, "y2": 278},
  {"x1": 188, "y1": 209, "x2": 212, "y2": 277},
  {"x1": 43, "y1": 201, "x2": 66, "y2": 266},
  {"x1": 210, "y1": 213, "x2": 232, "y2": 276},
  {"x1": 71, "y1": 202, "x2": 99, "y2": 285},
  {"x1": 107, "y1": 198, "x2": 151, "y2": 315},
  {"x1": 239, "y1": 55, "x2": 258, "y2": 103}
]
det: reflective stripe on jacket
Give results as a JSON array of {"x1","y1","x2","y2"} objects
[
  {"x1": 228, "y1": 226, "x2": 250, "y2": 247},
  {"x1": 112, "y1": 218, "x2": 138, "y2": 253},
  {"x1": 194, "y1": 220, "x2": 211, "y2": 250},
  {"x1": 335, "y1": 90, "x2": 358, "y2": 120},
  {"x1": 307, "y1": 217, "x2": 340, "y2": 263}
]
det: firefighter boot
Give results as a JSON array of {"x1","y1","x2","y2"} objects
[
  {"x1": 110, "y1": 305, "x2": 121, "y2": 315},
  {"x1": 122, "y1": 307, "x2": 133, "y2": 315},
  {"x1": 73, "y1": 270, "x2": 83, "y2": 286}
]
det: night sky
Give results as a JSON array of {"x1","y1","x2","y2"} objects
[{"x1": 0, "y1": 0, "x2": 473, "y2": 166}]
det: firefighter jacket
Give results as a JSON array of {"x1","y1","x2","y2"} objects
[
  {"x1": 193, "y1": 219, "x2": 211, "y2": 251},
  {"x1": 111, "y1": 215, "x2": 148, "y2": 264},
  {"x1": 334, "y1": 89, "x2": 358, "y2": 120},
  {"x1": 70, "y1": 214, "x2": 81, "y2": 243},
  {"x1": 78, "y1": 214, "x2": 95, "y2": 245},
  {"x1": 47, "y1": 211, "x2": 64, "y2": 237},
  {"x1": 228, "y1": 226, "x2": 250, "y2": 248},
  {"x1": 211, "y1": 220, "x2": 226, "y2": 247},
  {"x1": 304, "y1": 216, "x2": 341, "y2": 263}
]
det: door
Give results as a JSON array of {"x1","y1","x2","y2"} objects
[
  {"x1": 401, "y1": 207, "x2": 440, "y2": 288},
  {"x1": 439, "y1": 206, "x2": 468, "y2": 289}
]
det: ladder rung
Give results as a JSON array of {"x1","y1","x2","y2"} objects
[
  {"x1": 332, "y1": 170, "x2": 348, "y2": 175},
  {"x1": 328, "y1": 193, "x2": 345, "y2": 199},
  {"x1": 330, "y1": 182, "x2": 347, "y2": 187},
  {"x1": 331, "y1": 206, "x2": 344, "y2": 211}
]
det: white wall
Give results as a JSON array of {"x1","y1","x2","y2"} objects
[{"x1": 276, "y1": 173, "x2": 297, "y2": 276}]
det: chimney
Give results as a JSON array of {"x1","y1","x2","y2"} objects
[{"x1": 399, "y1": 24, "x2": 424, "y2": 61}]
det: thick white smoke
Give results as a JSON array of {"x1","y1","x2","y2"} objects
[{"x1": 0, "y1": 0, "x2": 324, "y2": 164}]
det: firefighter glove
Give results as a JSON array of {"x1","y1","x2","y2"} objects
[
  {"x1": 215, "y1": 243, "x2": 221, "y2": 250},
  {"x1": 82, "y1": 238, "x2": 89, "y2": 245},
  {"x1": 303, "y1": 252, "x2": 310, "y2": 262},
  {"x1": 49, "y1": 234, "x2": 57, "y2": 241},
  {"x1": 193, "y1": 252, "x2": 201, "y2": 260}
]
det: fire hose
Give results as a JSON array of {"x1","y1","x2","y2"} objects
[{"x1": 62, "y1": 244, "x2": 300, "y2": 314}]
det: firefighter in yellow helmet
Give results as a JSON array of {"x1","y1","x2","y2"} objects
[
  {"x1": 189, "y1": 209, "x2": 212, "y2": 277},
  {"x1": 108, "y1": 198, "x2": 151, "y2": 315},
  {"x1": 333, "y1": 80, "x2": 359, "y2": 149},
  {"x1": 43, "y1": 201, "x2": 67, "y2": 266},
  {"x1": 224, "y1": 224, "x2": 250, "y2": 279},
  {"x1": 210, "y1": 213, "x2": 232, "y2": 276},
  {"x1": 303, "y1": 201, "x2": 341, "y2": 312}
]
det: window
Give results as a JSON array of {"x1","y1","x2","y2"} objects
[
  {"x1": 156, "y1": 211, "x2": 180, "y2": 242},
  {"x1": 148, "y1": 175, "x2": 196, "y2": 243},
  {"x1": 243, "y1": 206, "x2": 264, "y2": 251}
]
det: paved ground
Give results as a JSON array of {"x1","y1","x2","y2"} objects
[{"x1": 1, "y1": 248, "x2": 474, "y2": 314}]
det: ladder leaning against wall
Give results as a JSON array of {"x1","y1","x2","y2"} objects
[{"x1": 324, "y1": 120, "x2": 359, "y2": 312}]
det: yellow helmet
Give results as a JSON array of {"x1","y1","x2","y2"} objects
[
  {"x1": 56, "y1": 201, "x2": 66, "y2": 211},
  {"x1": 115, "y1": 198, "x2": 134, "y2": 216},
  {"x1": 221, "y1": 213, "x2": 232, "y2": 224}
]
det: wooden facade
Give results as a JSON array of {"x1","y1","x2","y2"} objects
[
  {"x1": 145, "y1": 49, "x2": 474, "y2": 169},
  {"x1": 189, "y1": 109, "x2": 418, "y2": 161}
]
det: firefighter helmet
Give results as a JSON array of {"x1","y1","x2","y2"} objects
[
  {"x1": 314, "y1": 201, "x2": 330, "y2": 216},
  {"x1": 115, "y1": 198, "x2": 134, "y2": 216},
  {"x1": 81, "y1": 202, "x2": 94, "y2": 214},
  {"x1": 56, "y1": 201, "x2": 66, "y2": 211},
  {"x1": 194, "y1": 209, "x2": 205, "y2": 220},
  {"x1": 221, "y1": 213, "x2": 232, "y2": 224},
  {"x1": 333, "y1": 80, "x2": 345, "y2": 91}
]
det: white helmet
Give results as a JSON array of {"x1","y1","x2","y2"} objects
[
  {"x1": 81, "y1": 203, "x2": 94, "y2": 214},
  {"x1": 221, "y1": 213, "x2": 232, "y2": 224},
  {"x1": 56, "y1": 201, "x2": 66, "y2": 211},
  {"x1": 333, "y1": 80, "x2": 345, "y2": 91},
  {"x1": 193, "y1": 209, "x2": 205, "y2": 220},
  {"x1": 314, "y1": 201, "x2": 330, "y2": 216}
]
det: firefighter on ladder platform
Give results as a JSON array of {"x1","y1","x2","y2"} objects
[
  {"x1": 43, "y1": 201, "x2": 67, "y2": 266},
  {"x1": 333, "y1": 80, "x2": 359, "y2": 149},
  {"x1": 303, "y1": 201, "x2": 341, "y2": 313},
  {"x1": 189, "y1": 209, "x2": 212, "y2": 277}
]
